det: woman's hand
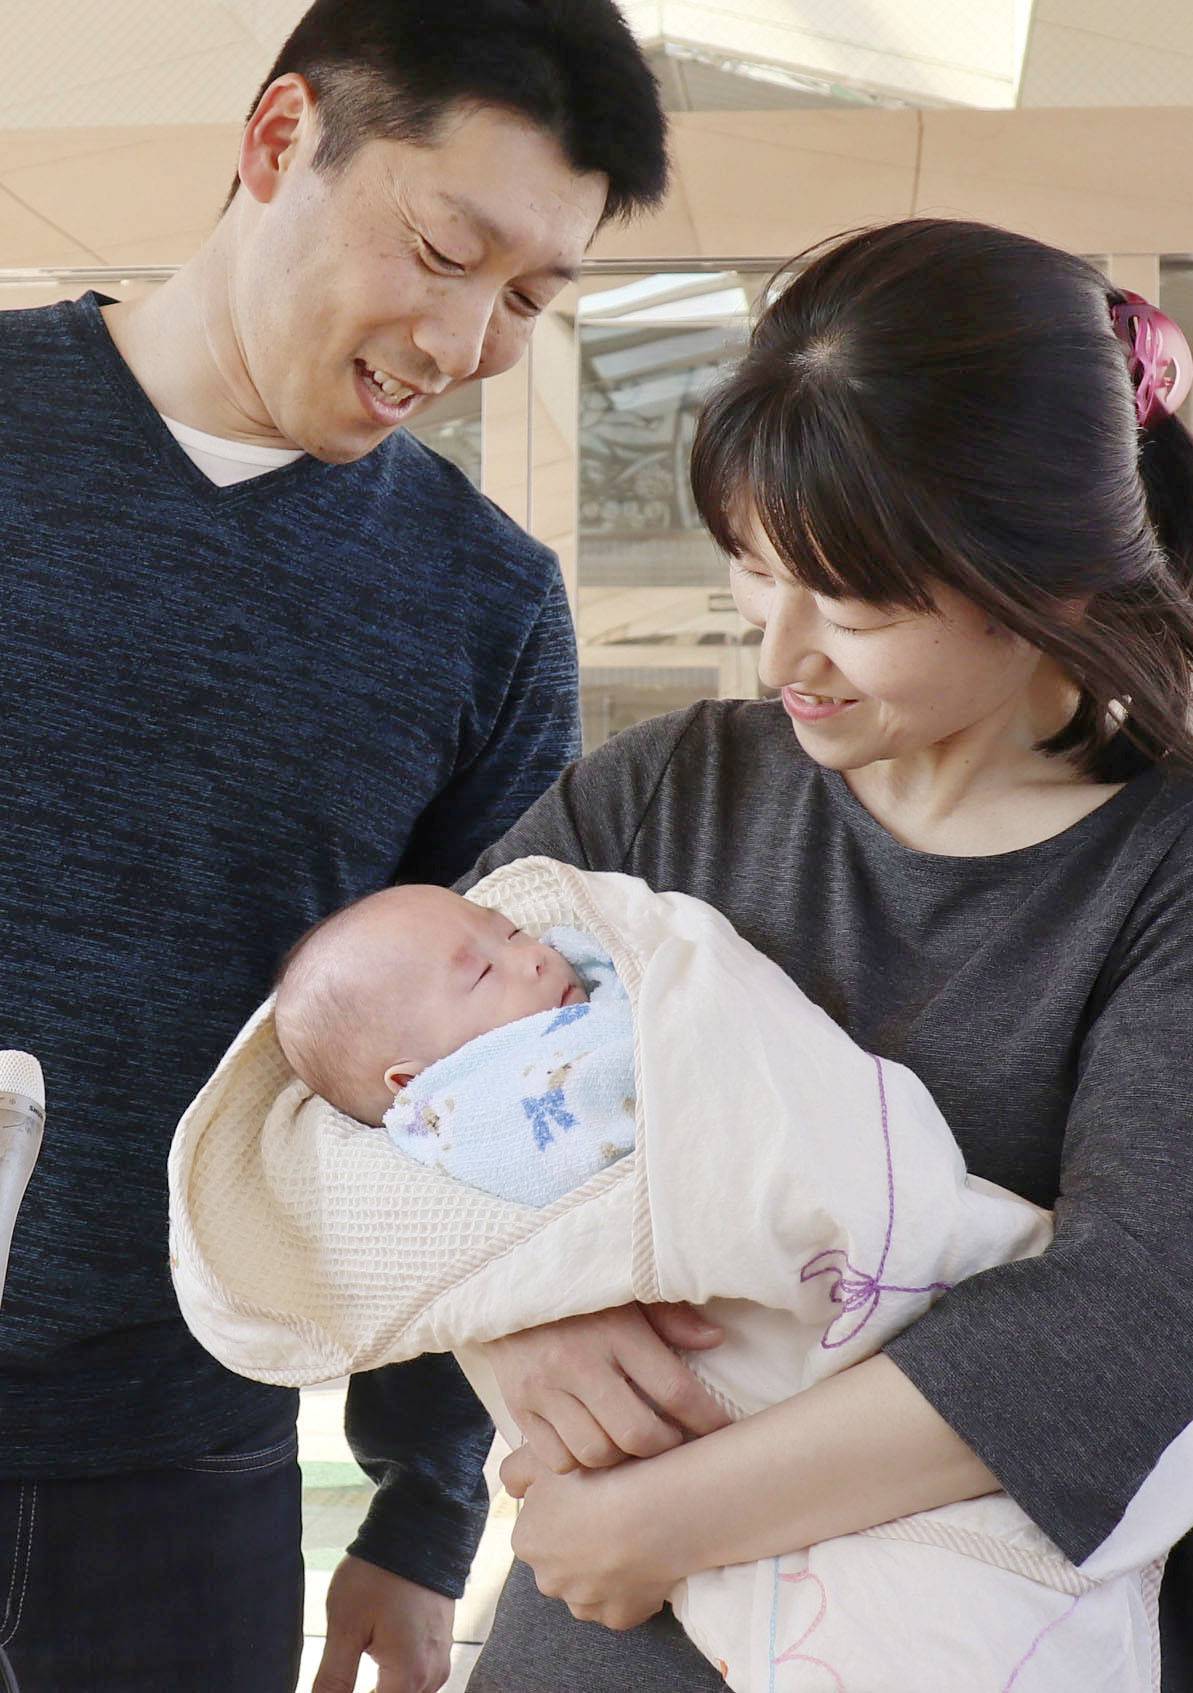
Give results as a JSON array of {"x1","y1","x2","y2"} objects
[
  {"x1": 483, "y1": 1301, "x2": 728, "y2": 1471},
  {"x1": 502, "y1": 1445, "x2": 684, "y2": 1630}
]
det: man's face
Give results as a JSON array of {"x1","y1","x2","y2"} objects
[{"x1": 234, "y1": 98, "x2": 609, "y2": 461}]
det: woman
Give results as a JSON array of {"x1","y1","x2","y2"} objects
[{"x1": 462, "y1": 219, "x2": 1193, "y2": 1691}]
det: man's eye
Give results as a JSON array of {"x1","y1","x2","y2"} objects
[{"x1": 420, "y1": 239, "x2": 465, "y2": 274}]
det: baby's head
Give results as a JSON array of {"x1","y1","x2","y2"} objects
[{"x1": 274, "y1": 884, "x2": 587, "y2": 1125}]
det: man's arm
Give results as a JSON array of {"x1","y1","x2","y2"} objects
[{"x1": 344, "y1": 1353, "x2": 496, "y2": 1597}]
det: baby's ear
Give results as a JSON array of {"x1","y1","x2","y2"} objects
[{"x1": 384, "y1": 1060, "x2": 426, "y2": 1095}]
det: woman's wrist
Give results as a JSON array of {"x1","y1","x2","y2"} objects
[
  {"x1": 617, "y1": 1356, "x2": 1001, "y2": 1579},
  {"x1": 600, "y1": 1445, "x2": 716, "y2": 1585}
]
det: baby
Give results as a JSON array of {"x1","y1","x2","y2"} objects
[{"x1": 274, "y1": 884, "x2": 636, "y2": 1207}]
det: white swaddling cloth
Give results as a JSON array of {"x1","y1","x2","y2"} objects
[
  {"x1": 382, "y1": 927, "x2": 634, "y2": 1207},
  {"x1": 168, "y1": 857, "x2": 1164, "y2": 1693}
]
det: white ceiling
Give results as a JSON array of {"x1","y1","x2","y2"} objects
[
  {"x1": 1019, "y1": 0, "x2": 1193, "y2": 107},
  {"x1": 0, "y1": 1, "x2": 1191, "y2": 129},
  {"x1": 0, "y1": 1, "x2": 303, "y2": 127},
  {"x1": 1, "y1": 2, "x2": 1191, "y2": 281}
]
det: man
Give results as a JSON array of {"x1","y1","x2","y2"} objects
[{"x1": 0, "y1": 3, "x2": 667, "y2": 1688}]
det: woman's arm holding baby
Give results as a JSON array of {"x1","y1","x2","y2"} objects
[{"x1": 492, "y1": 1342, "x2": 998, "y2": 1630}]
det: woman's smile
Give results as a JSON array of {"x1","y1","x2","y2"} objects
[{"x1": 781, "y1": 687, "x2": 859, "y2": 723}]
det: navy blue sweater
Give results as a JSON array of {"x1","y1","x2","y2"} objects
[{"x1": 0, "y1": 293, "x2": 579, "y2": 1596}]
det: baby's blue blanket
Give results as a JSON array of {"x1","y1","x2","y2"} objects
[{"x1": 382, "y1": 927, "x2": 635, "y2": 1208}]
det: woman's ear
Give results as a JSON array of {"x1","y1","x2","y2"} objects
[{"x1": 384, "y1": 1060, "x2": 426, "y2": 1095}]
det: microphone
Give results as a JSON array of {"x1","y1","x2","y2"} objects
[{"x1": 0, "y1": 1052, "x2": 45, "y2": 1308}]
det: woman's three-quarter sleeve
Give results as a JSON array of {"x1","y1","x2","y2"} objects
[{"x1": 885, "y1": 828, "x2": 1193, "y2": 1569}]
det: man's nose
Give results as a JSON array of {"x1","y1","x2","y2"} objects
[{"x1": 411, "y1": 291, "x2": 492, "y2": 384}]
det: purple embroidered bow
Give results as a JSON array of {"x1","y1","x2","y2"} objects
[{"x1": 800, "y1": 1055, "x2": 951, "y2": 1350}]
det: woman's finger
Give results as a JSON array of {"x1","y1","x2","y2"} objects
[
  {"x1": 518, "y1": 1410, "x2": 578, "y2": 1476},
  {"x1": 613, "y1": 1320, "x2": 731, "y2": 1440},
  {"x1": 583, "y1": 1370, "x2": 685, "y2": 1459},
  {"x1": 534, "y1": 1390, "x2": 625, "y2": 1469},
  {"x1": 639, "y1": 1300, "x2": 725, "y2": 1351},
  {"x1": 499, "y1": 1442, "x2": 548, "y2": 1498}
]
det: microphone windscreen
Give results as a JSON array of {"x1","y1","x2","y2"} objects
[{"x1": 0, "y1": 1052, "x2": 44, "y2": 1111}]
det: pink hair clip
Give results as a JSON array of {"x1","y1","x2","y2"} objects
[{"x1": 1109, "y1": 290, "x2": 1193, "y2": 428}]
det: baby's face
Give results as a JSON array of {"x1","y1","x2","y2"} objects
[{"x1": 373, "y1": 887, "x2": 586, "y2": 1091}]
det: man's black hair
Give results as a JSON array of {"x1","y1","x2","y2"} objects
[{"x1": 229, "y1": 0, "x2": 668, "y2": 219}]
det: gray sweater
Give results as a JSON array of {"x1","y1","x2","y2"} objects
[{"x1": 467, "y1": 696, "x2": 1193, "y2": 1679}]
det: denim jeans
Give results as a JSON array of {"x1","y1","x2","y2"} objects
[{"x1": 0, "y1": 1410, "x2": 303, "y2": 1693}]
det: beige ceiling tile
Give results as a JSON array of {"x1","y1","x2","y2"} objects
[
  {"x1": 0, "y1": 126, "x2": 238, "y2": 253},
  {"x1": 0, "y1": 284, "x2": 89, "y2": 311},
  {"x1": 93, "y1": 228, "x2": 214, "y2": 268},
  {"x1": 590, "y1": 202, "x2": 701, "y2": 261},
  {"x1": 919, "y1": 108, "x2": 1193, "y2": 203},
  {"x1": 912, "y1": 170, "x2": 1189, "y2": 259},
  {"x1": 674, "y1": 109, "x2": 921, "y2": 166},
  {"x1": 1030, "y1": 0, "x2": 1193, "y2": 58},
  {"x1": 591, "y1": 176, "x2": 700, "y2": 261},
  {"x1": 0, "y1": 183, "x2": 103, "y2": 265},
  {"x1": 915, "y1": 109, "x2": 1193, "y2": 253},
  {"x1": 673, "y1": 113, "x2": 919, "y2": 259},
  {"x1": 595, "y1": 112, "x2": 918, "y2": 261},
  {"x1": 6, "y1": 41, "x2": 267, "y2": 129},
  {"x1": 0, "y1": 127, "x2": 168, "y2": 174},
  {"x1": 1018, "y1": 19, "x2": 1193, "y2": 107},
  {"x1": 0, "y1": 0, "x2": 248, "y2": 88}
]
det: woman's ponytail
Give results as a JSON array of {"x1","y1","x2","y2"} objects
[{"x1": 1137, "y1": 410, "x2": 1193, "y2": 592}]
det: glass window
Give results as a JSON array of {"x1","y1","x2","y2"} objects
[{"x1": 573, "y1": 268, "x2": 772, "y2": 748}]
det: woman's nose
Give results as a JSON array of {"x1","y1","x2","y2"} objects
[{"x1": 757, "y1": 583, "x2": 826, "y2": 691}]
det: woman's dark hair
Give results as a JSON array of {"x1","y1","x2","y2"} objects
[
  {"x1": 227, "y1": 0, "x2": 668, "y2": 220},
  {"x1": 690, "y1": 217, "x2": 1193, "y2": 778}
]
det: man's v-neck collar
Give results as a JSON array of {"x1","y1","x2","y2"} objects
[{"x1": 71, "y1": 291, "x2": 339, "y2": 509}]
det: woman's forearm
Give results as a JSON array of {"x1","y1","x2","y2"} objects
[{"x1": 635, "y1": 1354, "x2": 1000, "y2": 1578}]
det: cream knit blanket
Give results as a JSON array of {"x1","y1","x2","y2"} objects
[{"x1": 168, "y1": 857, "x2": 1160, "y2": 1693}]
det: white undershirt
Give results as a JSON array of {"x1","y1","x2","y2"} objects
[{"x1": 161, "y1": 414, "x2": 305, "y2": 487}]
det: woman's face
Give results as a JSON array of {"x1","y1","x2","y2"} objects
[{"x1": 729, "y1": 516, "x2": 1054, "y2": 771}]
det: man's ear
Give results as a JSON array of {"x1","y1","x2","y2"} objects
[
  {"x1": 237, "y1": 73, "x2": 316, "y2": 206},
  {"x1": 384, "y1": 1060, "x2": 427, "y2": 1095}
]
